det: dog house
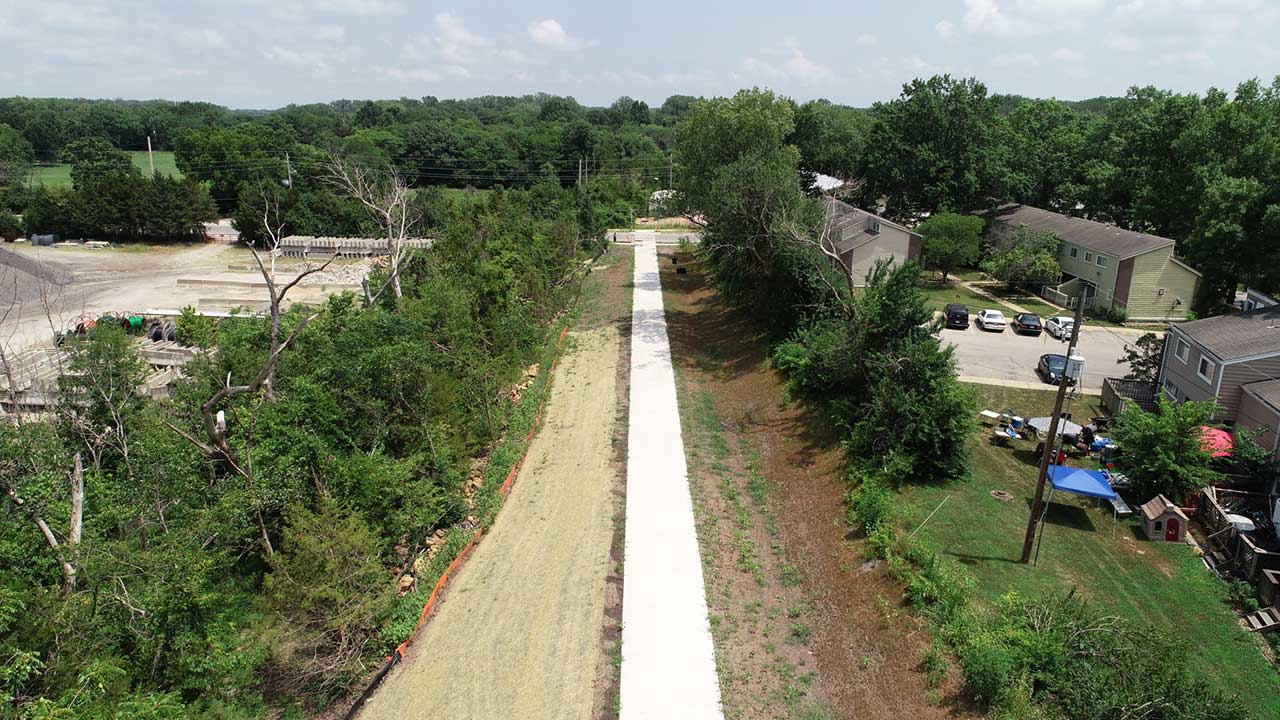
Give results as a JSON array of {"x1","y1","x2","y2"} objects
[{"x1": 1140, "y1": 495, "x2": 1188, "y2": 542}]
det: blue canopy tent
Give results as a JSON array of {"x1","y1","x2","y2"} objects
[{"x1": 1034, "y1": 465, "x2": 1120, "y2": 564}]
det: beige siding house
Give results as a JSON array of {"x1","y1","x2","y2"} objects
[
  {"x1": 985, "y1": 205, "x2": 1201, "y2": 322},
  {"x1": 824, "y1": 198, "x2": 922, "y2": 285},
  {"x1": 1158, "y1": 306, "x2": 1280, "y2": 448}
]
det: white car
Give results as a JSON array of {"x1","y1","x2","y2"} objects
[
  {"x1": 975, "y1": 309, "x2": 1007, "y2": 332},
  {"x1": 1045, "y1": 315, "x2": 1075, "y2": 340}
]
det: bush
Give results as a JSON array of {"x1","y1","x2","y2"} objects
[
  {"x1": 959, "y1": 633, "x2": 1020, "y2": 702},
  {"x1": 1226, "y1": 579, "x2": 1261, "y2": 612},
  {"x1": 176, "y1": 305, "x2": 218, "y2": 348},
  {"x1": 260, "y1": 500, "x2": 394, "y2": 696},
  {"x1": 1107, "y1": 304, "x2": 1128, "y2": 323},
  {"x1": 847, "y1": 471, "x2": 893, "y2": 532}
]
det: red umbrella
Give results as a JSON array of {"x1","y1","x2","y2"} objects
[{"x1": 1199, "y1": 426, "x2": 1233, "y2": 458}]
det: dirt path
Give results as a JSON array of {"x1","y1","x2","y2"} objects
[
  {"x1": 359, "y1": 325, "x2": 622, "y2": 720},
  {"x1": 659, "y1": 250, "x2": 982, "y2": 720}
]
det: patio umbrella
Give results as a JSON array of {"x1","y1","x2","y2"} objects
[
  {"x1": 1027, "y1": 416, "x2": 1084, "y2": 437},
  {"x1": 1199, "y1": 426, "x2": 1233, "y2": 458}
]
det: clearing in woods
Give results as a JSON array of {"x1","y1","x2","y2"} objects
[
  {"x1": 357, "y1": 251, "x2": 630, "y2": 720},
  {"x1": 658, "y1": 249, "x2": 982, "y2": 720}
]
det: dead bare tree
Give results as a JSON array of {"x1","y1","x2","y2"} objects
[
  {"x1": 165, "y1": 183, "x2": 332, "y2": 555},
  {"x1": 324, "y1": 152, "x2": 418, "y2": 304},
  {"x1": 781, "y1": 203, "x2": 858, "y2": 319},
  {"x1": 4, "y1": 454, "x2": 84, "y2": 597}
]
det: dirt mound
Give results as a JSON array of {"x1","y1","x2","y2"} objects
[{"x1": 0, "y1": 247, "x2": 71, "y2": 305}]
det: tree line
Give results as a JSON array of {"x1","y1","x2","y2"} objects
[
  {"x1": 0, "y1": 177, "x2": 601, "y2": 716},
  {"x1": 674, "y1": 87, "x2": 1261, "y2": 720},
  {"x1": 821, "y1": 75, "x2": 1280, "y2": 312}
]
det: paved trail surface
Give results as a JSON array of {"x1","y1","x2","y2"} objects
[
  {"x1": 360, "y1": 327, "x2": 621, "y2": 720},
  {"x1": 620, "y1": 232, "x2": 724, "y2": 720}
]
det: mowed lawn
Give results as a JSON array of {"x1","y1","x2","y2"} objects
[
  {"x1": 921, "y1": 281, "x2": 1001, "y2": 314},
  {"x1": 898, "y1": 383, "x2": 1280, "y2": 717},
  {"x1": 28, "y1": 151, "x2": 182, "y2": 187}
]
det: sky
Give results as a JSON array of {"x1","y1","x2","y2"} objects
[{"x1": 0, "y1": 0, "x2": 1277, "y2": 109}]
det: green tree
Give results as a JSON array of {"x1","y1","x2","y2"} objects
[
  {"x1": 857, "y1": 75, "x2": 1010, "y2": 219},
  {"x1": 1118, "y1": 332, "x2": 1164, "y2": 381},
  {"x1": 916, "y1": 212, "x2": 983, "y2": 281},
  {"x1": 261, "y1": 500, "x2": 395, "y2": 693},
  {"x1": 981, "y1": 226, "x2": 1062, "y2": 287},
  {"x1": 1112, "y1": 396, "x2": 1222, "y2": 503},
  {"x1": 0, "y1": 122, "x2": 34, "y2": 188},
  {"x1": 58, "y1": 137, "x2": 134, "y2": 187}
]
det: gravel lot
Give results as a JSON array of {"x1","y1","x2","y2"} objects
[{"x1": 942, "y1": 318, "x2": 1144, "y2": 392}]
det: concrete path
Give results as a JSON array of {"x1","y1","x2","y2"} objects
[
  {"x1": 955, "y1": 277, "x2": 1034, "y2": 314},
  {"x1": 621, "y1": 231, "x2": 724, "y2": 720}
]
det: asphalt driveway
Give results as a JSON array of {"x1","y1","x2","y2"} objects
[{"x1": 941, "y1": 318, "x2": 1144, "y2": 393}]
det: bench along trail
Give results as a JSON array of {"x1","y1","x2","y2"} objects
[{"x1": 358, "y1": 326, "x2": 621, "y2": 720}]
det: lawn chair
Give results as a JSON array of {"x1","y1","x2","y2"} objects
[{"x1": 992, "y1": 424, "x2": 1020, "y2": 446}]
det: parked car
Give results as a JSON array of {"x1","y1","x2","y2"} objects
[
  {"x1": 1045, "y1": 315, "x2": 1075, "y2": 340},
  {"x1": 1010, "y1": 313, "x2": 1043, "y2": 335},
  {"x1": 944, "y1": 303, "x2": 969, "y2": 329},
  {"x1": 1036, "y1": 353, "x2": 1077, "y2": 385},
  {"x1": 975, "y1": 309, "x2": 1007, "y2": 331}
]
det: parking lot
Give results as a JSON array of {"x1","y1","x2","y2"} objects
[{"x1": 942, "y1": 316, "x2": 1141, "y2": 392}]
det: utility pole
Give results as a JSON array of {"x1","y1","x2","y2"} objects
[
  {"x1": 577, "y1": 156, "x2": 582, "y2": 186},
  {"x1": 1020, "y1": 288, "x2": 1087, "y2": 564},
  {"x1": 669, "y1": 154, "x2": 674, "y2": 189},
  {"x1": 146, "y1": 135, "x2": 156, "y2": 176},
  {"x1": 285, "y1": 152, "x2": 293, "y2": 188}
]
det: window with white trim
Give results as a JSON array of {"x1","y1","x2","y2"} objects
[
  {"x1": 1175, "y1": 338, "x2": 1189, "y2": 363},
  {"x1": 1197, "y1": 356, "x2": 1216, "y2": 383},
  {"x1": 1096, "y1": 254, "x2": 1108, "y2": 267},
  {"x1": 1085, "y1": 251, "x2": 1093, "y2": 262},
  {"x1": 1163, "y1": 379, "x2": 1181, "y2": 401},
  {"x1": 1069, "y1": 247, "x2": 1078, "y2": 258}
]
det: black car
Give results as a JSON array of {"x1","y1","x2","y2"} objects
[
  {"x1": 1011, "y1": 313, "x2": 1043, "y2": 335},
  {"x1": 1036, "y1": 353, "x2": 1076, "y2": 386},
  {"x1": 944, "y1": 303, "x2": 969, "y2": 329}
]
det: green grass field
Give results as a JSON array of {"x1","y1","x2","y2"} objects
[
  {"x1": 897, "y1": 383, "x2": 1280, "y2": 716},
  {"x1": 921, "y1": 281, "x2": 1001, "y2": 313},
  {"x1": 28, "y1": 151, "x2": 182, "y2": 188},
  {"x1": 985, "y1": 286, "x2": 1065, "y2": 317}
]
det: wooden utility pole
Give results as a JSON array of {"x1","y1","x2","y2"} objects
[{"x1": 1019, "y1": 289, "x2": 1087, "y2": 564}]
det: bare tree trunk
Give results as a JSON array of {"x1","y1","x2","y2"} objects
[
  {"x1": 325, "y1": 152, "x2": 418, "y2": 305},
  {"x1": 69, "y1": 453, "x2": 83, "y2": 547}
]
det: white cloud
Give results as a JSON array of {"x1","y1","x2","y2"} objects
[
  {"x1": 433, "y1": 12, "x2": 491, "y2": 63},
  {"x1": 855, "y1": 33, "x2": 877, "y2": 46},
  {"x1": 263, "y1": 46, "x2": 330, "y2": 73},
  {"x1": 499, "y1": 48, "x2": 527, "y2": 63},
  {"x1": 739, "y1": 42, "x2": 834, "y2": 85},
  {"x1": 1105, "y1": 31, "x2": 1141, "y2": 51},
  {"x1": 41, "y1": 2, "x2": 120, "y2": 32},
  {"x1": 377, "y1": 65, "x2": 440, "y2": 82},
  {"x1": 992, "y1": 51, "x2": 1039, "y2": 67},
  {"x1": 782, "y1": 49, "x2": 834, "y2": 83},
  {"x1": 181, "y1": 28, "x2": 226, "y2": 48},
  {"x1": 315, "y1": 0, "x2": 397, "y2": 16},
  {"x1": 954, "y1": 0, "x2": 1105, "y2": 36},
  {"x1": 527, "y1": 19, "x2": 583, "y2": 50},
  {"x1": 315, "y1": 25, "x2": 346, "y2": 41},
  {"x1": 935, "y1": 19, "x2": 956, "y2": 38},
  {"x1": 1051, "y1": 47, "x2": 1083, "y2": 62}
]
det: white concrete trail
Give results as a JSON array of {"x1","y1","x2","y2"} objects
[{"x1": 620, "y1": 232, "x2": 724, "y2": 720}]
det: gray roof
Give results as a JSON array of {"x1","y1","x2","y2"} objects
[
  {"x1": 1243, "y1": 379, "x2": 1280, "y2": 413},
  {"x1": 1173, "y1": 305, "x2": 1280, "y2": 361},
  {"x1": 986, "y1": 204, "x2": 1175, "y2": 260},
  {"x1": 824, "y1": 197, "x2": 918, "y2": 254}
]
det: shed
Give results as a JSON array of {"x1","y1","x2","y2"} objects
[{"x1": 1140, "y1": 495, "x2": 1187, "y2": 542}]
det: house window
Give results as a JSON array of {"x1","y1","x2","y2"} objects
[
  {"x1": 1154, "y1": 520, "x2": 1163, "y2": 533},
  {"x1": 868, "y1": 219, "x2": 880, "y2": 234},
  {"x1": 1175, "y1": 339, "x2": 1189, "y2": 363},
  {"x1": 1197, "y1": 356, "x2": 1216, "y2": 383},
  {"x1": 1069, "y1": 247, "x2": 1078, "y2": 258},
  {"x1": 1163, "y1": 379, "x2": 1181, "y2": 401},
  {"x1": 1096, "y1": 255, "x2": 1108, "y2": 268},
  {"x1": 1085, "y1": 251, "x2": 1093, "y2": 262}
]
